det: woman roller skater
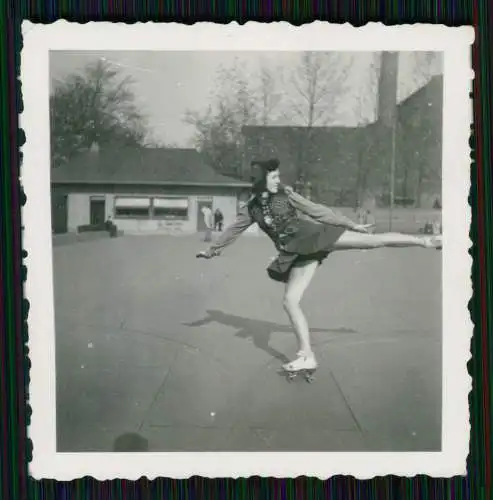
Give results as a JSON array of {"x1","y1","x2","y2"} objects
[{"x1": 197, "y1": 159, "x2": 442, "y2": 381}]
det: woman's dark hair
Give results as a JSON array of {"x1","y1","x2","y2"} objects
[{"x1": 250, "y1": 158, "x2": 280, "y2": 194}]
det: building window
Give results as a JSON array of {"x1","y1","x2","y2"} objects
[
  {"x1": 152, "y1": 197, "x2": 189, "y2": 220},
  {"x1": 114, "y1": 197, "x2": 151, "y2": 218}
]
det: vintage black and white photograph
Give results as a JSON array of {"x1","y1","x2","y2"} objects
[{"x1": 23, "y1": 22, "x2": 472, "y2": 479}]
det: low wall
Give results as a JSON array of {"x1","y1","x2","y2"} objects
[
  {"x1": 52, "y1": 208, "x2": 439, "y2": 247},
  {"x1": 235, "y1": 209, "x2": 440, "y2": 235},
  {"x1": 334, "y1": 207, "x2": 441, "y2": 234},
  {"x1": 52, "y1": 230, "x2": 123, "y2": 247}
]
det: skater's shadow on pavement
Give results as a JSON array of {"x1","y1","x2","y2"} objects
[{"x1": 183, "y1": 310, "x2": 357, "y2": 363}]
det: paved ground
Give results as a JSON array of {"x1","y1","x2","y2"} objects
[{"x1": 53, "y1": 234, "x2": 442, "y2": 452}]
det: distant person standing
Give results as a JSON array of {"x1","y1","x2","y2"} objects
[
  {"x1": 366, "y1": 209, "x2": 376, "y2": 233},
  {"x1": 201, "y1": 206, "x2": 214, "y2": 242},
  {"x1": 356, "y1": 207, "x2": 367, "y2": 225},
  {"x1": 214, "y1": 209, "x2": 224, "y2": 232},
  {"x1": 432, "y1": 216, "x2": 442, "y2": 235}
]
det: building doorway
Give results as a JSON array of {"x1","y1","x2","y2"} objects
[
  {"x1": 90, "y1": 198, "x2": 106, "y2": 226},
  {"x1": 51, "y1": 193, "x2": 68, "y2": 234}
]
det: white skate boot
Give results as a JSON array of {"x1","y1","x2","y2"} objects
[{"x1": 281, "y1": 350, "x2": 318, "y2": 383}]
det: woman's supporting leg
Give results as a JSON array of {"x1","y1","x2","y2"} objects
[
  {"x1": 283, "y1": 259, "x2": 319, "y2": 357},
  {"x1": 333, "y1": 230, "x2": 441, "y2": 251}
]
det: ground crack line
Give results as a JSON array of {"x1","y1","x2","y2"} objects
[{"x1": 138, "y1": 348, "x2": 180, "y2": 432}]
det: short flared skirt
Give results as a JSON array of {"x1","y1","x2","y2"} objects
[{"x1": 266, "y1": 222, "x2": 346, "y2": 283}]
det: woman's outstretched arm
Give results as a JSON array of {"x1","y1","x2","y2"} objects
[
  {"x1": 285, "y1": 186, "x2": 370, "y2": 232},
  {"x1": 197, "y1": 208, "x2": 254, "y2": 258}
]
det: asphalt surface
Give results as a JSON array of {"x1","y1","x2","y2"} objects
[{"x1": 53, "y1": 234, "x2": 442, "y2": 452}]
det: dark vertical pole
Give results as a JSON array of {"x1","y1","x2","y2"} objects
[
  {"x1": 390, "y1": 119, "x2": 397, "y2": 230},
  {"x1": 377, "y1": 52, "x2": 399, "y2": 231}
]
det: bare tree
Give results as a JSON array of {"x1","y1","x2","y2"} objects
[
  {"x1": 287, "y1": 52, "x2": 350, "y2": 127},
  {"x1": 284, "y1": 52, "x2": 351, "y2": 188},
  {"x1": 352, "y1": 53, "x2": 380, "y2": 207},
  {"x1": 185, "y1": 105, "x2": 241, "y2": 177},
  {"x1": 185, "y1": 60, "x2": 259, "y2": 178},
  {"x1": 213, "y1": 60, "x2": 258, "y2": 129},
  {"x1": 256, "y1": 65, "x2": 281, "y2": 126},
  {"x1": 50, "y1": 59, "x2": 147, "y2": 167}
]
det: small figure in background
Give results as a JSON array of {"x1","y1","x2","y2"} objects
[
  {"x1": 365, "y1": 209, "x2": 376, "y2": 233},
  {"x1": 105, "y1": 215, "x2": 118, "y2": 238},
  {"x1": 214, "y1": 208, "x2": 224, "y2": 232},
  {"x1": 201, "y1": 206, "x2": 214, "y2": 242},
  {"x1": 356, "y1": 206, "x2": 367, "y2": 225},
  {"x1": 432, "y1": 218, "x2": 442, "y2": 235}
]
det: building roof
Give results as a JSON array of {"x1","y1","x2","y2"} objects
[
  {"x1": 51, "y1": 147, "x2": 252, "y2": 188},
  {"x1": 398, "y1": 74, "x2": 443, "y2": 113},
  {"x1": 242, "y1": 124, "x2": 360, "y2": 138}
]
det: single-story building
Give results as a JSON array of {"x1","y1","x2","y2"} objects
[{"x1": 51, "y1": 146, "x2": 252, "y2": 235}]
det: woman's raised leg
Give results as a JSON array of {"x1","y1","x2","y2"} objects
[
  {"x1": 282, "y1": 259, "x2": 320, "y2": 370},
  {"x1": 333, "y1": 231, "x2": 442, "y2": 251}
]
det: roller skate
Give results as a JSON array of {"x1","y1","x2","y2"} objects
[{"x1": 280, "y1": 351, "x2": 318, "y2": 383}]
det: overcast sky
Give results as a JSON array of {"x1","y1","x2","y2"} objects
[{"x1": 50, "y1": 51, "x2": 442, "y2": 147}]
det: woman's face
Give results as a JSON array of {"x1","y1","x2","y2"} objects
[{"x1": 266, "y1": 169, "x2": 281, "y2": 194}]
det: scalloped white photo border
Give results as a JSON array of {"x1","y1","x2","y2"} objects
[{"x1": 21, "y1": 20, "x2": 474, "y2": 480}]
